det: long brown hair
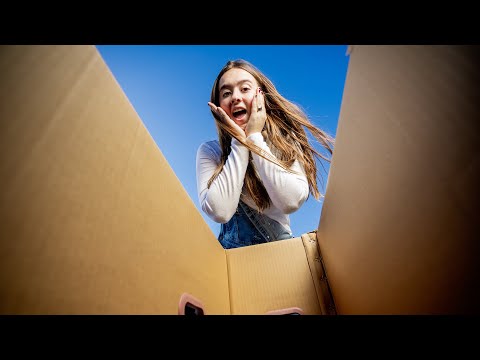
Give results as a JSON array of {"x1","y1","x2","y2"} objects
[{"x1": 208, "y1": 59, "x2": 335, "y2": 212}]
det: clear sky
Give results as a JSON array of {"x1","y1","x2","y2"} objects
[{"x1": 96, "y1": 45, "x2": 350, "y2": 238}]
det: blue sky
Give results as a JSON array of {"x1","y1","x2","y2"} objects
[{"x1": 96, "y1": 45, "x2": 350, "y2": 238}]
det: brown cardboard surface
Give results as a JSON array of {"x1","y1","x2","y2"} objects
[
  {"x1": 0, "y1": 45, "x2": 230, "y2": 314},
  {"x1": 226, "y1": 236, "x2": 322, "y2": 315},
  {"x1": 6, "y1": 44, "x2": 475, "y2": 315},
  {"x1": 300, "y1": 232, "x2": 336, "y2": 315},
  {"x1": 318, "y1": 45, "x2": 480, "y2": 314}
]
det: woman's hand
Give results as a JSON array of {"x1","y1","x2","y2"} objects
[
  {"x1": 208, "y1": 102, "x2": 247, "y2": 142},
  {"x1": 245, "y1": 88, "x2": 266, "y2": 137}
]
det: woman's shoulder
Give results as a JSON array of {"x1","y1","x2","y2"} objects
[
  {"x1": 197, "y1": 139, "x2": 220, "y2": 156},
  {"x1": 199, "y1": 139, "x2": 219, "y2": 149}
]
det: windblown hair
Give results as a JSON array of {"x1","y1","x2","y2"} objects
[{"x1": 208, "y1": 59, "x2": 335, "y2": 212}]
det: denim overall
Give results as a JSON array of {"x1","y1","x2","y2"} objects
[{"x1": 218, "y1": 200, "x2": 293, "y2": 249}]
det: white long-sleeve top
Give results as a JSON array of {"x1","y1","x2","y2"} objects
[{"x1": 196, "y1": 132, "x2": 309, "y2": 233}]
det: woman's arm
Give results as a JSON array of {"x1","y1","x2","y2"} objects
[
  {"x1": 248, "y1": 132, "x2": 309, "y2": 214},
  {"x1": 196, "y1": 139, "x2": 250, "y2": 223}
]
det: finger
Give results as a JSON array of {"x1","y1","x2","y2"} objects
[
  {"x1": 216, "y1": 107, "x2": 236, "y2": 127},
  {"x1": 208, "y1": 102, "x2": 220, "y2": 113},
  {"x1": 256, "y1": 88, "x2": 263, "y2": 112},
  {"x1": 208, "y1": 102, "x2": 217, "y2": 115},
  {"x1": 216, "y1": 106, "x2": 228, "y2": 119},
  {"x1": 209, "y1": 103, "x2": 226, "y2": 120}
]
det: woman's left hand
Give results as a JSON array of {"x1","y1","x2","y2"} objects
[{"x1": 245, "y1": 88, "x2": 266, "y2": 137}]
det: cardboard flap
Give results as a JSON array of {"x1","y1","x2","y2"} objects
[
  {"x1": 226, "y1": 236, "x2": 322, "y2": 315},
  {"x1": 318, "y1": 45, "x2": 480, "y2": 314},
  {"x1": 0, "y1": 45, "x2": 229, "y2": 314}
]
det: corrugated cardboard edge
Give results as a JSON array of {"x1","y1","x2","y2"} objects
[
  {"x1": 225, "y1": 236, "x2": 322, "y2": 314},
  {"x1": 225, "y1": 249, "x2": 234, "y2": 314},
  {"x1": 301, "y1": 231, "x2": 336, "y2": 315}
]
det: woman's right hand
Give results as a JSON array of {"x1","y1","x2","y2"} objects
[{"x1": 208, "y1": 102, "x2": 247, "y2": 142}]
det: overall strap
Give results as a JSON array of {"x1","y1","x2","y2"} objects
[{"x1": 237, "y1": 201, "x2": 291, "y2": 243}]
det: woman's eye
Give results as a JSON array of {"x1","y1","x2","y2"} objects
[
  {"x1": 242, "y1": 87, "x2": 250, "y2": 92},
  {"x1": 222, "y1": 91, "x2": 231, "y2": 98}
]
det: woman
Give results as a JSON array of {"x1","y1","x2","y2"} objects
[{"x1": 196, "y1": 59, "x2": 334, "y2": 249}]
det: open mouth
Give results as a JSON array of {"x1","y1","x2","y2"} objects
[{"x1": 232, "y1": 109, "x2": 247, "y2": 119}]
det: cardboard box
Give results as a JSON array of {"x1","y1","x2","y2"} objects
[
  {"x1": 0, "y1": 45, "x2": 478, "y2": 314},
  {"x1": 320, "y1": 45, "x2": 480, "y2": 314}
]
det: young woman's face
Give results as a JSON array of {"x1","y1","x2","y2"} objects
[{"x1": 218, "y1": 68, "x2": 259, "y2": 131}]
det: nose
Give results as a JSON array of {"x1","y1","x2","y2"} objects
[{"x1": 231, "y1": 88, "x2": 242, "y2": 103}]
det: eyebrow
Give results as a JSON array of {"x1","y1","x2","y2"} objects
[{"x1": 219, "y1": 79, "x2": 254, "y2": 92}]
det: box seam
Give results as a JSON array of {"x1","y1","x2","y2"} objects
[{"x1": 301, "y1": 231, "x2": 337, "y2": 315}]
